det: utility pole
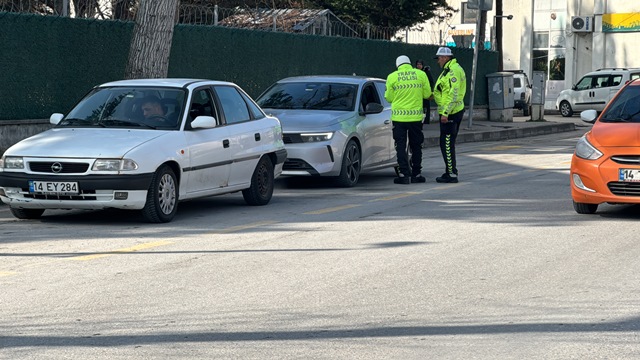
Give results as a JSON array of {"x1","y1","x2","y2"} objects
[
  {"x1": 478, "y1": 10, "x2": 487, "y2": 51},
  {"x1": 466, "y1": 0, "x2": 492, "y2": 129},
  {"x1": 496, "y1": 0, "x2": 504, "y2": 70}
]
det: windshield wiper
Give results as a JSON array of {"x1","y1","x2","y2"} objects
[
  {"x1": 58, "y1": 118, "x2": 89, "y2": 126},
  {"x1": 601, "y1": 117, "x2": 631, "y2": 122},
  {"x1": 99, "y1": 119, "x2": 156, "y2": 129}
]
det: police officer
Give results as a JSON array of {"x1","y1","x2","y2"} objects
[
  {"x1": 385, "y1": 55, "x2": 432, "y2": 184},
  {"x1": 432, "y1": 47, "x2": 467, "y2": 183},
  {"x1": 415, "y1": 59, "x2": 435, "y2": 125}
]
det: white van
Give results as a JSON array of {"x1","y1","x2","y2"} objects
[{"x1": 555, "y1": 68, "x2": 640, "y2": 117}]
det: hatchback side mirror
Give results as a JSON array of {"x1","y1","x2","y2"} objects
[
  {"x1": 362, "y1": 102, "x2": 384, "y2": 115},
  {"x1": 580, "y1": 109, "x2": 598, "y2": 124}
]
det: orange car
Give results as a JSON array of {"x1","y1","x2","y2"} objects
[{"x1": 571, "y1": 79, "x2": 640, "y2": 214}]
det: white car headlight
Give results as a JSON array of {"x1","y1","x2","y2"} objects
[
  {"x1": 575, "y1": 136, "x2": 603, "y2": 160},
  {"x1": 300, "y1": 132, "x2": 334, "y2": 142},
  {"x1": 92, "y1": 159, "x2": 138, "y2": 171},
  {"x1": 1, "y1": 156, "x2": 24, "y2": 169}
]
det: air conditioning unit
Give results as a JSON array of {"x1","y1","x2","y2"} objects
[{"x1": 571, "y1": 16, "x2": 594, "y2": 32}]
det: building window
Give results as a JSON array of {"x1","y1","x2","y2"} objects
[
  {"x1": 533, "y1": 50, "x2": 565, "y2": 81},
  {"x1": 549, "y1": 52, "x2": 565, "y2": 80},
  {"x1": 533, "y1": 31, "x2": 549, "y2": 48},
  {"x1": 533, "y1": 50, "x2": 549, "y2": 75}
]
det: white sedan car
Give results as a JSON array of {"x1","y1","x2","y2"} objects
[{"x1": 0, "y1": 79, "x2": 286, "y2": 222}]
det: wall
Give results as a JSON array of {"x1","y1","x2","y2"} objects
[{"x1": 0, "y1": 12, "x2": 498, "y2": 154}]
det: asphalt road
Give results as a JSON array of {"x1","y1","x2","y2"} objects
[{"x1": 2, "y1": 129, "x2": 640, "y2": 359}]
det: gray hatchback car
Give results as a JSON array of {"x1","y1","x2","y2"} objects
[{"x1": 256, "y1": 76, "x2": 396, "y2": 187}]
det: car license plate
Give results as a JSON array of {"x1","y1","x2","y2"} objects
[
  {"x1": 619, "y1": 169, "x2": 640, "y2": 182},
  {"x1": 29, "y1": 180, "x2": 79, "y2": 195}
]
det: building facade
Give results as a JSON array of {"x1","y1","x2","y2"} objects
[{"x1": 406, "y1": 0, "x2": 640, "y2": 109}]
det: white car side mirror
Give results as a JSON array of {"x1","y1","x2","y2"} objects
[
  {"x1": 50, "y1": 113, "x2": 64, "y2": 125},
  {"x1": 191, "y1": 116, "x2": 217, "y2": 129}
]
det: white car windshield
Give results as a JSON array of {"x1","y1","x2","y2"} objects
[
  {"x1": 257, "y1": 82, "x2": 357, "y2": 111},
  {"x1": 59, "y1": 87, "x2": 187, "y2": 129}
]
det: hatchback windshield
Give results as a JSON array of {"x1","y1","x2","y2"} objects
[
  {"x1": 600, "y1": 84, "x2": 640, "y2": 122},
  {"x1": 257, "y1": 82, "x2": 357, "y2": 111},
  {"x1": 60, "y1": 87, "x2": 187, "y2": 129}
]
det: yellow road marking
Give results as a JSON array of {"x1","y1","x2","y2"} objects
[
  {"x1": 483, "y1": 172, "x2": 517, "y2": 180},
  {"x1": 304, "y1": 204, "x2": 359, "y2": 215},
  {"x1": 70, "y1": 240, "x2": 174, "y2": 261},
  {"x1": 0, "y1": 271, "x2": 17, "y2": 277},
  {"x1": 212, "y1": 221, "x2": 276, "y2": 234},
  {"x1": 432, "y1": 182, "x2": 467, "y2": 190},
  {"x1": 372, "y1": 192, "x2": 421, "y2": 201}
]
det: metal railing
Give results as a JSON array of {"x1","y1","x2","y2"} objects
[{"x1": 1, "y1": 0, "x2": 441, "y2": 42}]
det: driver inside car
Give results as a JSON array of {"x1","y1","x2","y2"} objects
[{"x1": 141, "y1": 95, "x2": 166, "y2": 120}]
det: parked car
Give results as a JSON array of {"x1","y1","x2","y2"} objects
[
  {"x1": 556, "y1": 67, "x2": 640, "y2": 117},
  {"x1": 0, "y1": 79, "x2": 287, "y2": 222},
  {"x1": 505, "y1": 70, "x2": 532, "y2": 116},
  {"x1": 255, "y1": 75, "x2": 396, "y2": 187},
  {"x1": 571, "y1": 78, "x2": 640, "y2": 214}
]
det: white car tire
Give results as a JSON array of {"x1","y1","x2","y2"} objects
[
  {"x1": 142, "y1": 165, "x2": 178, "y2": 223},
  {"x1": 10, "y1": 207, "x2": 45, "y2": 220},
  {"x1": 559, "y1": 101, "x2": 574, "y2": 117},
  {"x1": 243, "y1": 156, "x2": 274, "y2": 206}
]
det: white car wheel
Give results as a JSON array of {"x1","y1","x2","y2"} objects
[
  {"x1": 560, "y1": 101, "x2": 574, "y2": 117},
  {"x1": 243, "y1": 156, "x2": 274, "y2": 206},
  {"x1": 142, "y1": 165, "x2": 178, "y2": 223},
  {"x1": 10, "y1": 208, "x2": 45, "y2": 220}
]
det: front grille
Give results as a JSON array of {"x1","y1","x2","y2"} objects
[
  {"x1": 608, "y1": 182, "x2": 640, "y2": 196},
  {"x1": 611, "y1": 156, "x2": 640, "y2": 165},
  {"x1": 283, "y1": 134, "x2": 303, "y2": 144},
  {"x1": 29, "y1": 162, "x2": 90, "y2": 174},
  {"x1": 22, "y1": 189, "x2": 98, "y2": 201}
]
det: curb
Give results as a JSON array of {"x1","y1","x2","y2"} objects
[{"x1": 422, "y1": 122, "x2": 577, "y2": 148}]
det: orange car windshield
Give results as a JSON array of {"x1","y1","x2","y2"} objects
[{"x1": 601, "y1": 85, "x2": 640, "y2": 122}]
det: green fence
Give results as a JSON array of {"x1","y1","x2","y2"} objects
[{"x1": 0, "y1": 12, "x2": 498, "y2": 120}]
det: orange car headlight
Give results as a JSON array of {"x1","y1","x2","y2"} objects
[{"x1": 575, "y1": 136, "x2": 603, "y2": 160}]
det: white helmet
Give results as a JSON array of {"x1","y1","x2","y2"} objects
[
  {"x1": 434, "y1": 47, "x2": 453, "y2": 58},
  {"x1": 395, "y1": 55, "x2": 411, "y2": 68}
]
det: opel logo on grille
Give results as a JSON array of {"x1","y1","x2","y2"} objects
[{"x1": 51, "y1": 162, "x2": 63, "y2": 173}]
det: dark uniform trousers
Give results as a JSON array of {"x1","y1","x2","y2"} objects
[
  {"x1": 439, "y1": 110, "x2": 464, "y2": 175},
  {"x1": 393, "y1": 121, "x2": 424, "y2": 177}
]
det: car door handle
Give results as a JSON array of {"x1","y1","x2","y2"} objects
[
  {"x1": 254, "y1": 133, "x2": 261, "y2": 141},
  {"x1": 223, "y1": 139, "x2": 230, "y2": 148}
]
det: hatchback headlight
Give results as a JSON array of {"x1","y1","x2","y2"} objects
[
  {"x1": 1, "y1": 156, "x2": 24, "y2": 169},
  {"x1": 92, "y1": 159, "x2": 138, "y2": 171},
  {"x1": 575, "y1": 136, "x2": 603, "y2": 160},
  {"x1": 300, "y1": 132, "x2": 334, "y2": 142}
]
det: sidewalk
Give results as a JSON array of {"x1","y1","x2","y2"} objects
[{"x1": 421, "y1": 111, "x2": 590, "y2": 148}]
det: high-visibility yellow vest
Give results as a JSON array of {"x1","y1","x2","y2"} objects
[
  {"x1": 385, "y1": 64, "x2": 432, "y2": 122},
  {"x1": 433, "y1": 58, "x2": 467, "y2": 117}
]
